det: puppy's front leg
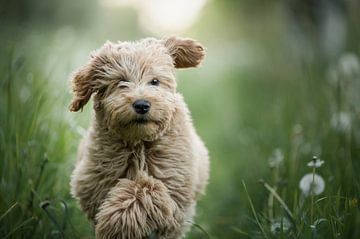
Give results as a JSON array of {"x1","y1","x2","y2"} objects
[{"x1": 95, "y1": 172, "x2": 178, "y2": 239}]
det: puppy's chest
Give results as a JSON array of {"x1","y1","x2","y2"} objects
[{"x1": 100, "y1": 142, "x2": 159, "y2": 180}]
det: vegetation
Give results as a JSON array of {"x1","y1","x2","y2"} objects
[{"x1": 1, "y1": 0, "x2": 359, "y2": 238}]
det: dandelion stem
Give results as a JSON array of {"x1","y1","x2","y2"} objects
[
  {"x1": 268, "y1": 190, "x2": 275, "y2": 220},
  {"x1": 311, "y1": 166, "x2": 315, "y2": 225},
  {"x1": 267, "y1": 167, "x2": 278, "y2": 220}
]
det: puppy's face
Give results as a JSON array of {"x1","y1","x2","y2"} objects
[{"x1": 70, "y1": 37, "x2": 204, "y2": 141}]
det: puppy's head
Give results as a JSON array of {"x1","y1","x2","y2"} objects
[{"x1": 69, "y1": 37, "x2": 205, "y2": 141}]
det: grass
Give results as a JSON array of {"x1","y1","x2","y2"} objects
[
  {"x1": 0, "y1": 41, "x2": 92, "y2": 238},
  {"x1": 1, "y1": 9, "x2": 360, "y2": 239}
]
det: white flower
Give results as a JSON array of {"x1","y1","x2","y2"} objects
[
  {"x1": 307, "y1": 157, "x2": 325, "y2": 168},
  {"x1": 268, "y1": 149, "x2": 284, "y2": 168},
  {"x1": 327, "y1": 53, "x2": 360, "y2": 112},
  {"x1": 270, "y1": 217, "x2": 291, "y2": 234},
  {"x1": 299, "y1": 173, "x2": 325, "y2": 196},
  {"x1": 326, "y1": 53, "x2": 360, "y2": 86},
  {"x1": 331, "y1": 112, "x2": 351, "y2": 133},
  {"x1": 338, "y1": 53, "x2": 360, "y2": 78}
]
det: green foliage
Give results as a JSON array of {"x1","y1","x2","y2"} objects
[
  {"x1": 0, "y1": 44, "x2": 92, "y2": 238},
  {"x1": 1, "y1": 1, "x2": 360, "y2": 239}
]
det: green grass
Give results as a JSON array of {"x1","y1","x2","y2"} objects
[
  {"x1": 1, "y1": 40, "x2": 360, "y2": 239},
  {"x1": 0, "y1": 42, "x2": 92, "y2": 238},
  {"x1": 1, "y1": 3, "x2": 360, "y2": 238}
]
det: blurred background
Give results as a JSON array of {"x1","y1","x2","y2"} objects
[{"x1": 1, "y1": 0, "x2": 360, "y2": 238}]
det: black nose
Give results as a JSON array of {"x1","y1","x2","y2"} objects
[{"x1": 132, "y1": 99, "x2": 151, "y2": 114}]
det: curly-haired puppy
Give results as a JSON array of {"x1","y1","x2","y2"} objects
[{"x1": 69, "y1": 37, "x2": 209, "y2": 239}]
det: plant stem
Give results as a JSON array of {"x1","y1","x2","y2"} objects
[
  {"x1": 260, "y1": 179, "x2": 296, "y2": 227},
  {"x1": 311, "y1": 167, "x2": 315, "y2": 225},
  {"x1": 242, "y1": 180, "x2": 269, "y2": 239},
  {"x1": 267, "y1": 167, "x2": 278, "y2": 220}
]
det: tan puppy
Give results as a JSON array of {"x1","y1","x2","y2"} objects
[{"x1": 69, "y1": 37, "x2": 209, "y2": 239}]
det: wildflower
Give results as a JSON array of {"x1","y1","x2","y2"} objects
[
  {"x1": 270, "y1": 217, "x2": 291, "y2": 234},
  {"x1": 330, "y1": 112, "x2": 351, "y2": 133},
  {"x1": 299, "y1": 173, "x2": 325, "y2": 196},
  {"x1": 327, "y1": 53, "x2": 360, "y2": 113},
  {"x1": 307, "y1": 156, "x2": 324, "y2": 168},
  {"x1": 20, "y1": 86, "x2": 31, "y2": 102},
  {"x1": 338, "y1": 53, "x2": 360, "y2": 78},
  {"x1": 268, "y1": 148, "x2": 284, "y2": 168},
  {"x1": 328, "y1": 53, "x2": 360, "y2": 85}
]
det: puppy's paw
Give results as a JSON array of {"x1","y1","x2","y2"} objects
[{"x1": 95, "y1": 173, "x2": 177, "y2": 239}]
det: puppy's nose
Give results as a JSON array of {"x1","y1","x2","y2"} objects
[{"x1": 132, "y1": 99, "x2": 151, "y2": 114}]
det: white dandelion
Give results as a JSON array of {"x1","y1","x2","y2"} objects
[
  {"x1": 268, "y1": 148, "x2": 284, "y2": 168},
  {"x1": 299, "y1": 173, "x2": 325, "y2": 196},
  {"x1": 307, "y1": 157, "x2": 325, "y2": 168},
  {"x1": 338, "y1": 53, "x2": 360, "y2": 78},
  {"x1": 330, "y1": 112, "x2": 352, "y2": 133},
  {"x1": 270, "y1": 217, "x2": 291, "y2": 234}
]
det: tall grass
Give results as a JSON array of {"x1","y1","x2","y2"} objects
[
  {"x1": 232, "y1": 56, "x2": 360, "y2": 238},
  {"x1": 1, "y1": 23, "x2": 360, "y2": 239},
  {"x1": 0, "y1": 43, "x2": 92, "y2": 238}
]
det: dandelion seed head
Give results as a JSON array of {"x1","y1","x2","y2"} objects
[
  {"x1": 20, "y1": 86, "x2": 31, "y2": 103},
  {"x1": 299, "y1": 173, "x2": 325, "y2": 196},
  {"x1": 338, "y1": 53, "x2": 360, "y2": 78},
  {"x1": 307, "y1": 156, "x2": 325, "y2": 168},
  {"x1": 268, "y1": 148, "x2": 284, "y2": 168},
  {"x1": 270, "y1": 217, "x2": 291, "y2": 234},
  {"x1": 331, "y1": 112, "x2": 351, "y2": 133},
  {"x1": 292, "y1": 124, "x2": 303, "y2": 136}
]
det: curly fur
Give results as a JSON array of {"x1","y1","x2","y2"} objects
[{"x1": 69, "y1": 37, "x2": 209, "y2": 239}]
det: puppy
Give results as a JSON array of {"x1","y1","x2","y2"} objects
[{"x1": 69, "y1": 37, "x2": 209, "y2": 239}]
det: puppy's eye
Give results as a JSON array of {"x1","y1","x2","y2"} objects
[
  {"x1": 149, "y1": 78, "x2": 160, "y2": 86},
  {"x1": 118, "y1": 80, "x2": 129, "y2": 89}
]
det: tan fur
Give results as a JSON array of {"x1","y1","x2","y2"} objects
[
  {"x1": 69, "y1": 37, "x2": 209, "y2": 239},
  {"x1": 164, "y1": 37, "x2": 205, "y2": 69}
]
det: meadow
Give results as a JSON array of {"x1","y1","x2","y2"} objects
[{"x1": 1, "y1": 0, "x2": 360, "y2": 238}]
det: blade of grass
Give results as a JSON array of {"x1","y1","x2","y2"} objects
[
  {"x1": 242, "y1": 180, "x2": 269, "y2": 239},
  {"x1": 60, "y1": 200, "x2": 68, "y2": 231},
  {"x1": 315, "y1": 196, "x2": 348, "y2": 204},
  {"x1": 3, "y1": 217, "x2": 36, "y2": 239},
  {"x1": 232, "y1": 227, "x2": 251, "y2": 237},
  {"x1": 187, "y1": 221, "x2": 211, "y2": 239},
  {"x1": 41, "y1": 201, "x2": 65, "y2": 239},
  {"x1": 259, "y1": 179, "x2": 297, "y2": 229},
  {"x1": 28, "y1": 154, "x2": 48, "y2": 210},
  {"x1": 0, "y1": 202, "x2": 19, "y2": 222},
  {"x1": 27, "y1": 94, "x2": 43, "y2": 138}
]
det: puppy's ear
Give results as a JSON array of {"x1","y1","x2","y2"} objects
[
  {"x1": 164, "y1": 37, "x2": 205, "y2": 68},
  {"x1": 69, "y1": 64, "x2": 95, "y2": 112},
  {"x1": 69, "y1": 42, "x2": 116, "y2": 112}
]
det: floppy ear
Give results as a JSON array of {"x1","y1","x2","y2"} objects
[
  {"x1": 69, "y1": 64, "x2": 95, "y2": 112},
  {"x1": 164, "y1": 36, "x2": 205, "y2": 68},
  {"x1": 69, "y1": 41, "x2": 117, "y2": 112}
]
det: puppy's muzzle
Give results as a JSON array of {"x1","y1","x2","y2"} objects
[{"x1": 133, "y1": 99, "x2": 151, "y2": 115}]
